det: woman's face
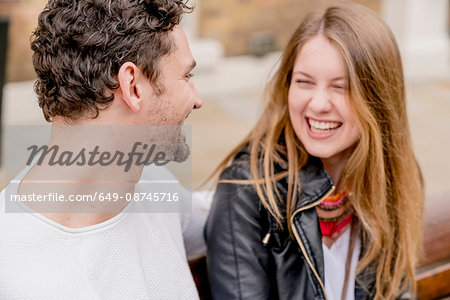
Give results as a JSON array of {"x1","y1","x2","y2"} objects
[{"x1": 288, "y1": 35, "x2": 360, "y2": 172}]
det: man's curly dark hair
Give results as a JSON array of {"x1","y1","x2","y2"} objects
[{"x1": 31, "y1": 0, "x2": 192, "y2": 122}]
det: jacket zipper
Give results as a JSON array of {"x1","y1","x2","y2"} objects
[{"x1": 290, "y1": 185, "x2": 335, "y2": 300}]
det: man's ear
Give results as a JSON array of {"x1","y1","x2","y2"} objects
[{"x1": 118, "y1": 62, "x2": 144, "y2": 112}]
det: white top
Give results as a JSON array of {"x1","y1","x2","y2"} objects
[
  {"x1": 0, "y1": 167, "x2": 210, "y2": 300},
  {"x1": 322, "y1": 227, "x2": 361, "y2": 300}
]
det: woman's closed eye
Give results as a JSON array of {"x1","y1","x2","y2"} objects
[
  {"x1": 332, "y1": 84, "x2": 348, "y2": 90},
  {"x1": 295, "y1": 79, "x2": 314, "y2": 85}
]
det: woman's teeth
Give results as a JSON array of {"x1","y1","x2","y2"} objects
[{"x1": 308, "y1": 119, "x2": 341, "y2": 133}]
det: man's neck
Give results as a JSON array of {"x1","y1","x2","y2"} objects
[{"x1": 19, "y1": 129, "x2": 144, "y2": 228}]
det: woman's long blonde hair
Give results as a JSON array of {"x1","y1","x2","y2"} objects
[{"x1": 212, "y1": 3, "x2": 424, "y2": 299}]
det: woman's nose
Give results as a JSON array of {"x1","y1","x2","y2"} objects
[{"x1": 309, "y1": 87, "x2": 333, "y2": 113}]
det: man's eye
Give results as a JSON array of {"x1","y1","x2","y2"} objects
[{"x1": 185, "y1": 73, "x2": 194, "y2": 79}]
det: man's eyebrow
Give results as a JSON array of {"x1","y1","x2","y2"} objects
[{"x1": 185, "y1": 60, "x2": 197, "y2": 73}]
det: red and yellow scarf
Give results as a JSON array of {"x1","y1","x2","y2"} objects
[{"x1": 316, "y1": 190, "x2": 354, "y2": 237}]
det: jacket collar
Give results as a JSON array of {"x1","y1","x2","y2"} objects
[
  {"x1": 233, "y1": 147, "x2": 335, "y2": 210},
  {"x1": 295, "y1": 157, "x2": 335, "y2": 210}
]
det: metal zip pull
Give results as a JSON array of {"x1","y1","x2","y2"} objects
[
  {"x1": 262, "y1": 214, "x2": 279, "y2": 246},
  {"x1": 262, "y1": 232, "x2": 271, "y2": 246}
]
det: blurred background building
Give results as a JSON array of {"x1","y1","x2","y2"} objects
[{"x1": 0, "y1": 0, "x2": 449, "y2": 197}]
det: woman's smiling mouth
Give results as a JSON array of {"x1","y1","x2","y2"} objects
[{"x1": 307, "y1": 117, "x2": 343, "y2": 134}]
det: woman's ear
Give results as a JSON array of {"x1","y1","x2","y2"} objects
[{"x1": 118, "y1": 62, "x2": 142, "y2": 112}]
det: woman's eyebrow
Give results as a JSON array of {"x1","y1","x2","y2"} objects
[
  {"x1": 292, "y1": 71, "x2": 313, "y2": 78},
  {"x1": 292, "y1": 71, "x2": 347, "y2": 82},
  {"x1": 330, "y1": 76, "x2": 347, "y2": 81}
]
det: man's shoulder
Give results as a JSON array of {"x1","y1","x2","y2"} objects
[
  {"x1": 0, "y1": 189, "x2": 6, "y2": 215},
  {"x1": 0, "y1": 180, "x2": 23, "y2": 216}
]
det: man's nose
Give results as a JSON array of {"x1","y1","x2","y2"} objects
[{"x1": 192, "y1": 86, "x2": 202, "y2": 110}]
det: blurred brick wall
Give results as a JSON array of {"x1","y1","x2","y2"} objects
[
  {"x1": 0, "y1": 0, "x2": 381, "y2": 82},
  {"x1": 198, "y1": 0, "x2": 381, "y2": 56},
  {"x1": 0, "y1": 0, "x2": 46, "y2": 83}
]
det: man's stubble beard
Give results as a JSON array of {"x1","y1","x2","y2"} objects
[
  {"x1": 152, "y1": 125, "x2": 190, "y2": 163},
  {"x1": 151, "y1": 91, "x2": 191, "y2": 163},
  {"x1": 169, "y1": 126, "x2": 190, "y2": 163}
]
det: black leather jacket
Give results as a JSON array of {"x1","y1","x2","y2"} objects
[{"x1": 205, "y1": 149, "x2": 376, "y2": 300}]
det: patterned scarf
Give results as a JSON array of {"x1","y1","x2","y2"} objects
[{"x1": 316, "y1": 190, "x2": 354, "y2": 237}]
